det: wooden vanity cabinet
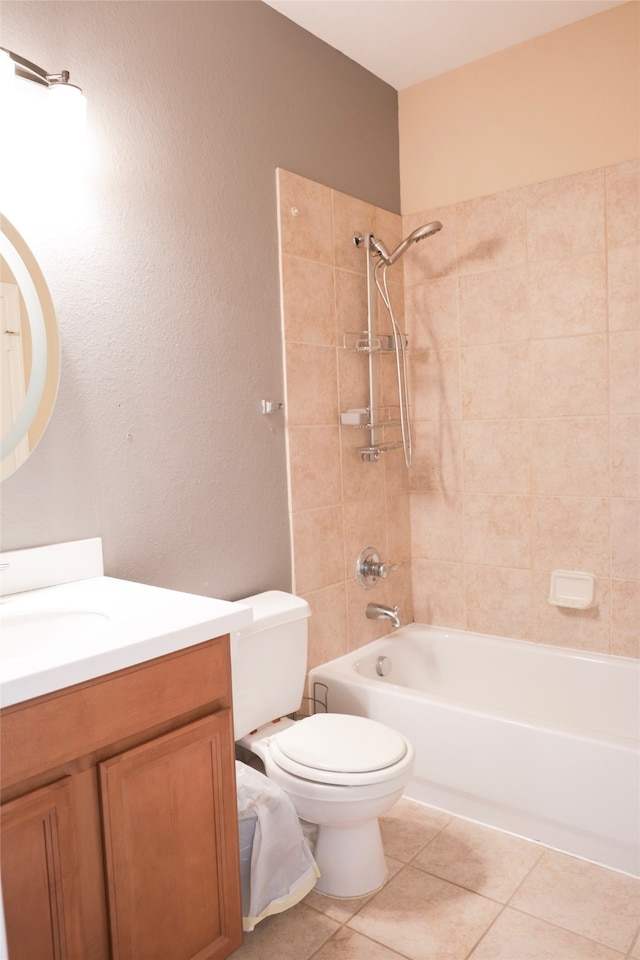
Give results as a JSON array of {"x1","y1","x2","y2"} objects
[{"x1": 0, "y1": 636, "x2": 243, "y2": 960}]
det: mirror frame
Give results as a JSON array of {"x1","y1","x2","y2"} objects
[{"x1": 1, "y1": 215, "x2": 60, "y2": 480}]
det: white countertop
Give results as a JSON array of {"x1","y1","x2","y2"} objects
[{"x1": 0, "y1": 575, "x2": 252, "y2": 708}]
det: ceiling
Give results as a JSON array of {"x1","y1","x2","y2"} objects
[{"x1": 262, "y1": 0, "x2": 627, "y2": 89}]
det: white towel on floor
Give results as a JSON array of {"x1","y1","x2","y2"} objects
[{"x1": 236, "y1": 761, "x2": 320, "y2": 931}]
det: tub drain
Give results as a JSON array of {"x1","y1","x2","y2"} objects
[{"x1": 376, "y1": 655, "x2": 392, "y2": 677}]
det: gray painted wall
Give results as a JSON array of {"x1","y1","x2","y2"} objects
[{"x1": 0, "y1": 1, "x2": 399, "y2": 599}]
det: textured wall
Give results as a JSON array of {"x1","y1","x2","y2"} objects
[
  {"x1": 399, "y1": 2, "x2": 640, "y2": 211},
  {"x1": 0, "y1": 1, "x2": 399, "y2": 598}
]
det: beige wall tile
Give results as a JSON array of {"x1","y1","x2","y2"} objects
[
  {"x1": 465, "y1": 565, "x2": 533, "y2": 640},
  {"x1": 405, "y1": 276, "x2": 459, "y2": 351},
  {"x1": 610, "y1": 580, "x2": 640, "y2": 658},
  {"x1": 303, "y1": 582, "x2": 349, "y2": 672},
  {"x1": 385, "y1": 492, "x2": 412, "y2": 565},
  {"x1": 288, "y1": 426, "x2": 342, "y2": 513},
  {"x1": 410, "y1": 420, "x2": 462, "y2": 494},
  {"x1": 456, "y1": 186, "x2": 527, "y2": 274},
  {"x1": 462, "y1": 420, "x2": 531, "y2": 495},
  {"x1": 337, "y1": 344, "x2": 376, "y2": 412},
  {"x1": 609, "y1": 330, "x2": 640, "y2": 416},
  {"x1": 331, "y1": 189, "x2": 376, "y2": 275},
  {"x1": 530, "y1": 335, "x2": 608, "y2": 418},
  {"x1": 459, "y1": 266, "x2": 527, "y2": 345},
  {"x1": 281, "y1": 255, "x2": 336, "y2": 345},
  {"x1": 343, "y1": 494, "x2": 387, "y2": 575},
  {"x1": 411, "y1": 491, "x2": 464, "y2": 562},
  {"x1": 461, "y1": 342, "x2": 529, "y2": 419},
  {"x1": 411, "y1": 559, "x2": 466, "y2": 627},
  {"x1": 526, "y1": 168, "x2": 605, "y2": 263},
  {"x1": 334, "y1": 267, "x2": 368, "y2": 341},
  {"x1": 409, "y1": 350, "x2": 461, "y2": 422},
  {"x1": 384, "y1": 446, "x2": 410, "y2": 495},
  {"x1": 611, "y1": 499, "x2": 640, "y2": 580},
  {"x1": 605, "y1": 159, "x2": 639, "y2": 249},
  {"x1": 278, "y1": 169, "x2": 333, "y2": 263},
  {"x1": 611, "y1": 417, "x2": 640, "y2": 499},
  {"x1": 531, "y1": 419, "x2": 610, "y2": 498},
  {"x1": 291, "y1": 506, "x2": 345, "y2": 594},
  {"x1": 285, "y1": 343, "x2": 338, "y2": 427},
  {"x1": 379, "y1": 351, "x2": 403, "y2": 411},
  {"x1": 340, "y1": 429, "x2": 386, "y2": 502},
  {"x1": 532, "y1": 497, "x2": 610, "y2": 576},
  {"x1": 607, "y1": 245, "x2": 640, "y2": 332},
  {"x1": 464, "y1": 494, "x2": 532, "y2": 568},
  {"x1": 528, "y1": 252, "x2": 607, "y2": 339}
]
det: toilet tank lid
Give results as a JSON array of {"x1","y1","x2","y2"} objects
[{"x1": 234, "y1": 590, "x2": 310, "y2": 636}]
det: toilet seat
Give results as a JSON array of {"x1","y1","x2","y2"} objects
[{"x1": 270, "y1": 713, "x2": 410, "y2": 786}]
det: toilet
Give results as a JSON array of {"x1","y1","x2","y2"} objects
[{"x1": 232, "y1": 590, "x2": 414, "y2": 899}]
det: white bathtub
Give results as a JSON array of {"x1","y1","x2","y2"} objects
[{"x1": 308, "y1": 624, "x2": 640, "y2": 877}]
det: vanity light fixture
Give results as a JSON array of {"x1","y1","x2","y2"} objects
[
  {"x1": 0, "y1": 46, "x2": 86, "y2": 115},
  {"x1": 1, "y1": 46, "x2": 83, "y2": 94}
]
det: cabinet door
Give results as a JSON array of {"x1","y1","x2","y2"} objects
[
  {"x1": 1, "y1": 777, "x2": 84, "y2": 960},
  {"x1": 100, "y1": 711, "x2": 242, "y2": 960}
]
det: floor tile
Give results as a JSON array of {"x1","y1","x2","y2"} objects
[
  {"x1": 378, "y1": 797, "x2": 451, "y2": 862},
  {"x1": 412, "y1": 817, "x2": 544, "y2": 902},
  {"x1": 630, "y1": 929, "x2": 640, "y2": 958},
  {"x1": 232, "y1": 903, "x2": 338, "y2": 959},
  {"x1": 510, "y1": 850, "x2": 640, "y2": 953},
  {"x1": 310, "y1": 926, "x2": 409, "y2": 960},
  {"x1": 468, "y1": 908, "x2": 626, "y2": 960},
  {"x1": 347, "y1": 864, "x2": 501, "y2": 960}
]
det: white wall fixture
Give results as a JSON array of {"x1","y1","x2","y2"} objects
[
  {"x1": 0, "y1": 47, "x2": 87, "y2": 224},
  {"x1": 548, "y1": 570, "x2": 597, "y2": 610}
]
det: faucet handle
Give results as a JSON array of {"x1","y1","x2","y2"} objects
[{"x1": 356, "y1": 547, "x2": 397, "y2": 590}]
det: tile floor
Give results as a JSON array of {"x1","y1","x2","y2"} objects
[{"x1": 231, "y1": 798, "x2": 640, "y2": 960}]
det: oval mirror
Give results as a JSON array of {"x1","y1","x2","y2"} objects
[{"x1": 1, "y1": 215, "x2": 60, "y2": 480}]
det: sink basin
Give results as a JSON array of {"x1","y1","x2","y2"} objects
[
  {"x1": 0, "y1": 538, "x2": 253, "y2": 707},
  {"x1": 2, "y1": 609, "x2": 111, "y2": 658}
]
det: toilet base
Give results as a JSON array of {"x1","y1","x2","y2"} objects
[{"x1": 313, "y1": 818, "x2": 388, "y2": 898}]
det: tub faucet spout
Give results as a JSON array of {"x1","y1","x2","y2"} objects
[{"x1": 366, "y1": 603, "x2": 401, "y2": 629}]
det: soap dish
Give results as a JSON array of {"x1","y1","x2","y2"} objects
[{"x1": 548, "y1": 570, "x2": 597, "y2": 610}]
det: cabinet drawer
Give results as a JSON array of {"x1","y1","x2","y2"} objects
[{"x1": 1, "y1": 637, "x2": 230, "y2": 788}]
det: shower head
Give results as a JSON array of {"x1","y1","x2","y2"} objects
[{"x1": 380, "y1": 220, "x2": 443, "y2": 266}]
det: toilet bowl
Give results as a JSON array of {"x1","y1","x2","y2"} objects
[
  {"x1": 238, "y1": 712, "x2": 414, "y2": 898},
  {"x1": 233, "y1": 591, "x2": 415, "y2": 898}
]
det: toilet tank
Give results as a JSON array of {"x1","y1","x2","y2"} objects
[{"x1": 231, "y1": 591, "x2": 310, "y2": 740}]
